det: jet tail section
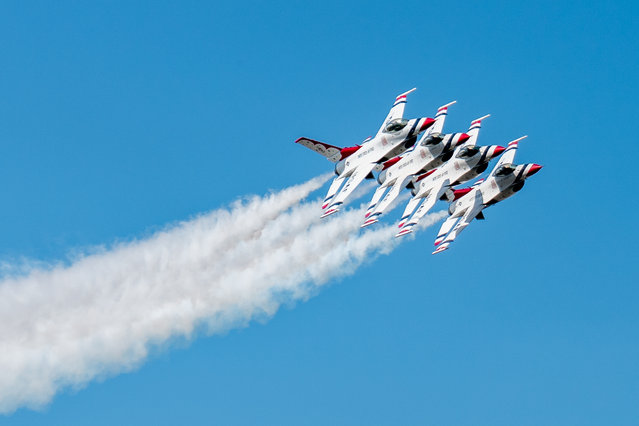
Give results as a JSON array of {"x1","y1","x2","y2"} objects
[
  {"x1": 492, "y1": 135, "x2": 527, "y2": 171},
  {"x1": 464, "y1": 114, "x2": 490, "y2": 147},
  {"x1": 430, "y1": 100, "x2": 456, "y2": 134},
  {"x1": 377, "y1": 88, "x2": 417, "y2": 135}
]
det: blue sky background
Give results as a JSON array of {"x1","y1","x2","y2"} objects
[{"x1": 2, "y1": 1, "x2": 638, "y2": 424}]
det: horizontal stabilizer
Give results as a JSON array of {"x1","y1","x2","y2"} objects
[{"x1": 296, "y1": 137, "x2": 344, "y2": 163}]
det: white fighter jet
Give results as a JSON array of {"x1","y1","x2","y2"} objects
[
  {"x1": 395, "y1": 116, "x2": 507, "y2": 237},
  {"x1": 431, "y1": 137, "x2": 542, "y2": 254},
  {"x1": 360, "y1": 101, "x2": 471, "y2": 228},
  {"x1": 295, "y1": 88, "x2": 436, "y2": 218}
]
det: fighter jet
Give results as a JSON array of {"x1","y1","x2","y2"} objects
[
  {"x1": 395, "y1": 116, "x2": 506, "y2": 237},
  {"x1": 295, "y1": 88, "x2": 436, "y2": 218},
  {"x1": 431, "y1": 137, "x2": 542, "y2": 254},
  {"x1": 360, "y1": 101, "x2": 471, "y2": 228}
]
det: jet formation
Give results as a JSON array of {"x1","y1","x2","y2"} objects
[{"x1": 295, "y1": 88, "x2": 542, "y2": 254}]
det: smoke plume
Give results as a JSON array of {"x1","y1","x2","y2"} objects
[{"x1": 0, "y1": 175, "x2": 445, "y2": 413}]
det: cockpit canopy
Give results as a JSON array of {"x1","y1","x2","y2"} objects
[
  {"x1": 494, "y1": 163, "x2": 517, "y2": 176},
  {"x1": 456, "y1": 145, "x2": 479, "y2": 159},
  {"x1": 421, "y1": 132, "x2": 445, "y2": 146},
  {"x1": 383, "y1": 118, "x2": 409, "y2": 133}
]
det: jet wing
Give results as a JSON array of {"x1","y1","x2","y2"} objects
[
  {"x1": 398, "y1": 196, "x2": 422, "y2": 229},
  {"x1": 432, "y1": 190, "x2": 484, "y2": 254},
  {"x1": 376, "y1": 88, "x2": 416, "y2": 135},
  {"x1": 362, "y1": 181, "x2": 404, "y2": 227},
  {"x1": 323, "y1": 163, "x2": 377, "y2": 216},
  {"x1": 396, "y1": 180, "x2": 447, "y2": 236},
  {"x1": 396, "y1": 195, "x2": 438, "y2": 237},
  {"x1": 322, "y1": 173, "x2": 348, "y2": 211},
  {"x1": 376, "y1": 182, "x2": 404, "y2": 214},
  {"x1": 295, "y1": 137, "x2": 343, "y2": 163},
  {"x1": 364, "y1": 184, "x2": 389, "y2": 221}
]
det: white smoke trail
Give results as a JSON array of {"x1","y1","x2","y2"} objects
[{"x1": 0, "y1": 175, "x2": 445, "y2": 414}]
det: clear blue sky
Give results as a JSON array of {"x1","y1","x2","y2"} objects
[{"x1": 2, "y1": 1, "x2": 638, "y2": 424}]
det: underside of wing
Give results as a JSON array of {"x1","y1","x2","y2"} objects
[
  {"x1": 433, "y1": 192, "x2": 484, "y2": 252},
  {"x1": 295, "y1": 137, "x2": 343, "y2": 163},
  {"x1": 395, "y1": 192, "x2": 438, "y2": 237},
  {"x1": 325, "y1": 163, "x2": 376, "y2": 213}
]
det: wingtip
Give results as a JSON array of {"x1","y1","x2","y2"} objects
[
  {"x1": 320, "y1": 208, "x2": 339, "y2": 219},
  {"x1": 361, "y1": 219, "x2": 378, "y2": 228},
  {"x1": 395, "y1": 228, "x2": 413, "y2": 238},
  {"x1": 432, "y1": 244, "x2": 449, "y2": 255}
]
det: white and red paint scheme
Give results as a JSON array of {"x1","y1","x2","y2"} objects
[
  {"x1": 431, "y1": 137, "x2": 542, "y2": 254},
  {"x1": 361, "y1": 101, "x2": 471, "y2": 228},
  {"x1": 396, "y1": 115, "x2": 506, "y2": 236},
  {"x1": 295, "y1": 88, "x2": 436, "y2": 218}
]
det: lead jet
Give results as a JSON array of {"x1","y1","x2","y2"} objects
[
  {"x1": 295, "y1": 88, "x2": 436, "y2": 218},
  {"x1": 360, "y1": 101, "x2": 470, "y2": 228},
  {"x1": 395, "y1": 116, "x2": 506, "y2": 237},
  {"x1": 431, "y1": 137, "x2": 542, "y2": 254}
]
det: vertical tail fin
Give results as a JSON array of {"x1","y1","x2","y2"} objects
[
  {"x1": 429, "y1": 101, "x2": 457, "y2": 134},
  {"x1": 378, "y1": 88, "x2": 417, "y2": 134},
  {"x1": 491, "y1": 135, "x2": 527, "y2": 172},
  {"x1": 465, "y1": 114, "x2": 490, "y2": 147}
]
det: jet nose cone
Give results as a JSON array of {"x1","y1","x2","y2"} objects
[
  {"x1": 492, "y1": 145, "x2": 506, "y2": 157},
  {"x1": 458, "y1": 133, "x2": 471, "y2": 144},
  {"x1": 419, "y1": 117, "x2": 436, "y2": 131},
  {"x1": 527, "y1": 164, "x2": 543, "y2": 176}
]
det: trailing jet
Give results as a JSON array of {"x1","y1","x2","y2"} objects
[
  {"x1": 431, "y1": 137, "x2": 542, "y2": 254},
  {"x1": 295, "y1": 88, "x2": 436, "y2": 218},
  {"x1": 395, "y1": 116, "x2": 507, "y2": 237},
  {"x1": 360, "y1": 101, "x2": 471, "y2": 228}
]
